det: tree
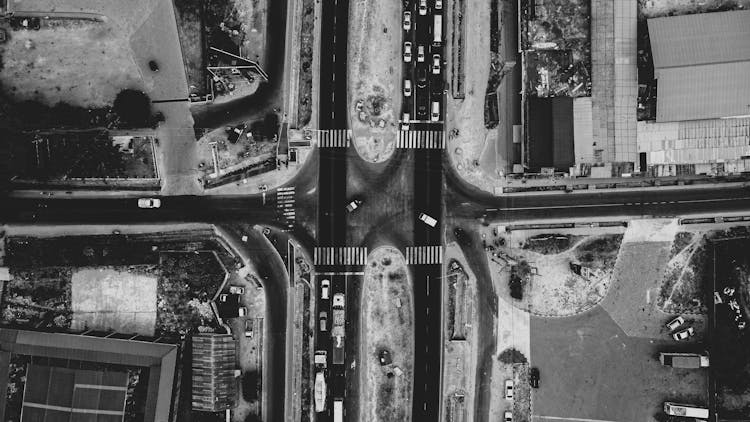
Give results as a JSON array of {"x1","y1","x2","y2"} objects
[{"x1": 113, "y1": 90, "x2": 152, "y2": 127}]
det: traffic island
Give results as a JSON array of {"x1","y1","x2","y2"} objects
[
  {"x1": 347, "y1": 0, "x2": 400, "y2": 164},
  {"x1": 359, "y1": 246, "x2": 414, "y2": 421}
]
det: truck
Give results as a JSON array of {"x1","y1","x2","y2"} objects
[
  {"x1": 333, "y1": 399, "x2": 344, "y2": 422},
  {"x1": 663, "y1": 402, "x2": 709, "y2": 418},
  {"x1": 314, "y1": 350, "x2": 327, "y2": 368},
  {"x1": 432, "y1": 14, "x2": 442, "y2": 45},
  {"x1": 314, "y1": 371, "x2": 326, "y2": 413},
  {"x1": 332, "y1": 293, "x2": 346, "y2": 364},
  {"x1": 659, "y1": 352, "x2": 709, "y2": 368}
]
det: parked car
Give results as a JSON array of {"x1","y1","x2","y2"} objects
[
  {"x1": 432, "y1": 54, "x2": 441, "y2": 74},
  {"x1": 346, "y1": 199, "x2": 362, "y2": 212},
  {"x1": 404, "y1": 79, "x2": 412, "y2": 97},
  {"x1": 419, "y1": 0, "x2": 427, "y2": 15},
  {"x1": 504, "y1": 379, "x2": 514, "y2": 399},
  {"x1": 238, "y1": 307, "x2": 247, "y2": 317},
  {"x1": 229, "y1": 285, "x2": 245, "y2": 295},
  {"x1": 403, "y1": 42, "x2": 412, "y2": 62},
  {"x1": 319, "y1": 311, "x2": 328, "y2": 331},
  {"x1": 244, "y1": 319, "x2": 254, "y2": 337},
  {"x1": 672, "y1": 326, "x2": 694, "y2": 341},
  {"x1": 321, "y1": 279, "x2": 330, "y2": 300},
  {"x1": 148, "y1": 60, "x2": 159, "y2": 72},
  {"x1": 504, "y1": 411, "x2": 513, "y2": 422},
  {"x1": 419, "y1": 212, "x2": 438, "y2": 227},
  {"x1": 529, "y1": 367, "x2": 540, "y2": 388},
  {"x1": 417, "y1": 45, "x2": 425, "y2": 62},
  {"x1": 403, "y1": 11, "x2": 411, "y2": 30},
  {"x1": 137, "y1": 198, "x2": 161, "y2": 209},
  {"x1": 666, "y1": 316, "x2": 685, "y2": 332}
]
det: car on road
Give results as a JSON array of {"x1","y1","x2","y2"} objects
[
  {"x1": 346, "y1": 199, "x2": 362, "y2": 212},
  {"x1": 417, "y1": 67, "x2": 428, "y2": 88},
  {"x1": 401, "y1": 112, "x2": 410, "y2": 130},
  {"x1": 504, "y1": 411, "x2": 512, "y2": 422},
  {"x1": 404, "y1": 79, "x2": 412, "y2": 97},
  {"x1": 244, "y1": 319, "x2": 253, "y2": 337},
  {"x1": 403, "y1": 11, "x2": 411, "y2": 30},
  {"x1": 504, "y1": 379, "x2": 514, "y2": 399},
  {"x1": 403, "y1": 42, "x2": 412, "y2": 62},
  {"x1": 417, "y1": 45, "x2": 425, "y2": 62},
  {"x1": 435, "y1": 0, "x2": 443, "y2": 9},
  {"x1": 333, "y1": 294, "x2": 344, "y2": 308},
  {"x1": 137, "y1": 198, "x2": 161, "y2": 209},
  {"x1": 419, "y1": 0, "x2": 428, "y2": 15},
  {"x1": 529, "y1": 367, "x2": 540, "y2": 388},
  {"x1": 666, "y1": 316, "x2": 685, "y2": 331},
  {"x1": 229, "y1": 285, "x2": 245, "y2": 295},
  {"x1": 672, "y1": 326, "x2": 694, "y2": 341},
  {"x1": 431, "y1": 101, "x2": 440, "y2": 122},
  {"x1": 432, "y1": 54, "x2": 441, "y2": 74},
  {"x1": 419, "y1": 212, "x2": 438, "y2": 227},
  {"x1": 321, "y1": 279, "x2": 330, "y2": 300},
  {"x1": 319, "y1": 311, "x2": 328, "y2": 331},
  {"x1": 417, "y1": 104, "x2": 428, "y2": 119}
]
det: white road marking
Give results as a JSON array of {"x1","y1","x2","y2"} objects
[
  {"x1": 498, "y1": 203, "x2": 624, "y2": 211},
  {"x1": 534, "y1": 416, "x2": 620, "y2": 422}
]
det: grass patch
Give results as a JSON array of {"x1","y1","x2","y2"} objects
[
  {"x1": 173, "y1": 0, "x2": 207, "y2": 95},
  {"x1": 573, "y1": 234, "x2": 623, "y2": 271},
  {"x1": 498, "y1": 348, "x2": 527, "y2": 364},
  {"x1": 1, "y1": 267, "x2": 72, "y2": 329},
  {"x1": 670, "y1": 232, "x2": 695, "y2": 259},
  {"x1": 522, "y1": 234, "x2": 583, "y2": 255},
  {"x1": 297, "y1": 0, "x2": 315, "y2": 127}
]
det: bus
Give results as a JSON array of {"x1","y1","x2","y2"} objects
[
  {"x1": 433, "y1": 14, "x2": 442, "y2": 45},
  {"x1": 333, "y1": 399, "x2": 344, "y2": 422}
]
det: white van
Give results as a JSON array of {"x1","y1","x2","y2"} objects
[
  {"x1": 419, "y1": 212, "x2": 438, "y2": 227},
  {"x1": 430, "y1": 101, "x2": 440, "y2": 122}
]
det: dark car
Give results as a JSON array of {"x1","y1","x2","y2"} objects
[
  {"x1": 417, "y1": 67, "x2": 428, "y2": 88},
  {"x1": 529, "y1": 367, "x2": 540, "y2": 388},
  {"x1": 148, "y1": 60, "x2": 160, "y2": 72},
  {"x1": 417, "y1": 104, "x2": 428, "y2": 119}
]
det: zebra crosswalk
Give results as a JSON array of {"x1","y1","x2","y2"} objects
[
  {"x1": 397, "y1": 130, "x2": 445, "y2": 149},
  {"x1": 406, "y1": 246, "x2": 443, "y2": 265},
  {"x1": 317, "y1": 129, "x2": 351, "y2": 148},
  {"x1": 314, "y1": 247, "x2": 368, "y2": 266},
  {"x1": 275, "y1": 186, "x2": 295, "y2": 229}
]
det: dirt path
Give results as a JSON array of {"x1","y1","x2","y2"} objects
[
  {"x1": 359, "y1": 246, "x2": 414, "y2": 422},
  {"x1": 347, "y1": 0, "x2": 400, "y2": 163}
]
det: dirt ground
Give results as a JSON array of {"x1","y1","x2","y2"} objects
[
  {"x1": 638, "y1": 0, "x2": 750, "y2": 18},
  {"x1": 0, "y1": 20, "x2": 144, "y2": 108},
  {"x1": 360, "y1": 246, "x2": 414, "y2": 422},
  {"x1": 347, "y1": 0, "x2": 400, "y2": 163},
  {"x1": 71, "y1": 267, "x2": 157, "y2": 335},
  {"x1": 196, "y1": 127, "x2": 277, "y2": 175},
  {"x1": 235, "y1": 0, "x2": 267, "y2": 65}
]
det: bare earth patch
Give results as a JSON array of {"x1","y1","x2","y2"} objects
[
  {"x1": 360, "y1": 246, "x2": 413, "y2": 422},
  {"x1": 71, "y1": 267, "x2": 157, "y2": 336},
  {"x1": 347, "y1": 0, "x2": 400, "y2": 163},
  {"x1": 0, "y1": 20, "x2": 144, "y2": 108}
]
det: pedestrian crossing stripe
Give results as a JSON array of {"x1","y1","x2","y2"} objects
[
  {"x1": 397, "y1": 130, "x2": 445, "y2": 149},
  {"x1": 314, "y1": 247, "x2": 368, "y2": 266},
  {"x1": 318, "y1": 129, "x2": 351, "y2": 148},
  {"x1": 406, "y1": 246, "x2": 443, "y2": 265},
  {"x1": 275, "y1": 187, "x2": 295, "y2": 230}
]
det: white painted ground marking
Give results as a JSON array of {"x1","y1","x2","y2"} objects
[{"x1": 534, "y1": 416, "x2": 620, "y2": 422}]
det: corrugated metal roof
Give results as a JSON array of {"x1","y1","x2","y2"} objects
[
  {"x1": 655, "y1": 61, "x2": 750, "y2": 122},
  {"x1": 648, "y1": 10, "x2": 750, "y2": 69}
]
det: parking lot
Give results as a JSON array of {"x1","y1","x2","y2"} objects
[{"x1": 530, "y1": 306, "x2": 707, "y2": 422}]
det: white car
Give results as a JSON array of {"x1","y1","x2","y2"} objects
[
  {"x1": 672, "y1": 326, "x2": 694, "y2": 341},
  {"x1": 403, "y1": 42, "x2": 412, "y2": 62},
  {"x1": 346, "y1": 199, "x2": 362, "y2": 212},
  {"x1": 404, "y1": 79, "x2": 412, "y2": 97},
  {"x1": 419, "y1": 212, "x2": 438, "y2": 227},
  {"x1": 244, "y1": 319, "x2": 254, "y2": 338},
  {"x1": 665, "y1": 316, "x2": 685, "y2": 331},
  {"x1": 238, "y1": 307, "x2": 247, "y2": 317},
  {"x1": 431, "y1": 101, "x2": 440, "y2": 122},
  {"x1": 419, "y1": 0, "x2": 427, "y2": 15},
  {"x1": 417, "y1": 45, "x2": 425, "y2": 62},
  {"x1": 321, "y1": 279, "x2": 330, "y2": 300},
  {"x1": 432, "y1": 54, "x2": 441, "y2": 74},
  {"x1": 229, "y1": 285, "x2": 245, "y2": 295},
  {"x1": 504, "y1": 411, "x2": 512, "y2": 422},
  {"x1": 401, "y1": 112, "x2": 411, "y2": 131},
  {"x1": 137, "y1": 198, "x2": 161, "y2": 209},
  {"x1": 403, "y1": 11, "x2": 411, "y2": 30},
  {"x1": 504, "y1": 379, "x2": 514, "y2": 399},
  {"x1": 435, "y1": 0, "x2": 443, "y2": 9}
]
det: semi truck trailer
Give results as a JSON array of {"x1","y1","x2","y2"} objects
[
  {"x1": 332, "y1": 293, "x2": 346, "y2": 364},
  {"x1": 659, "y1": 352, "x2": 709, "y2": 368}
]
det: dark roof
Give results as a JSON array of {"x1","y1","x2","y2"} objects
[
  {"x1": 648, "y1": 10, "x2": 750, "y2": 121},
  {"x1": 528, "y1": 97, "x2": 575, "y2": 171},
  {"x1": 0, "y1": 329, "x2": 178, "y2": 422},
  {"x1": 191, "y1": 334, "x2": 236, "y2": 411}
]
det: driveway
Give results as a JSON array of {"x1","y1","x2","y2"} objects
[{"x1": 530, "y1": 306, "x2": 707, "y2": 422}]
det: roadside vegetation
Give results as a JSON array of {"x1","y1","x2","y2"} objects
[
  {"x1": 521, "y1": 234, "x2": 583, "y2": 255},
  {"x1": 297, "y1": 0, "x2": 316, "y2": 127},
  {"x1": 573, "y1": 234, "x2": 623, "y2": 271}
]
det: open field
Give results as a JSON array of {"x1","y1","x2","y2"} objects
[
  {"x1": 71, "y1": 267, "x2": 157, "y2": 335},
  {"x1": 361, "y1": 246, "x2": 413, "y2": 422},
  {"x1": 0, "y1": 20, "x2": 143, "y2": 108}
]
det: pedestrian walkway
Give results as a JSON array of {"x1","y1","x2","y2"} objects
[
  {"x1": 313, "y1": 247, "x2": 368, "y2": 266},
  {"x1": 397, "y1": 130, "x2": 445, "y2": 149},
  {"x1": 405, "y1": 246, "x2": 443, "y2": 265},
  {"x1": 317, "y1": 129, "x2": 351, "y2": 148},
  {"x1": 275, "y1": 187, "x2": 296, "y2": 230}
]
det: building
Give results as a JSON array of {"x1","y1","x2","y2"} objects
[
  {"x1": 0, "y1": 328, "x2": 178, "y2": 422},
  {"x1": 527, "y1": 97, "x2": 575, "y2": 172},
  {"x1": 648, "y1": 10, "x2": 750, "y2": 122},
  {"x1": 191, "y1": 333, "x2": 236, "y2": 411}
]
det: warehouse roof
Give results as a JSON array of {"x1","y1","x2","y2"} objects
[{"x1": 648, "y1": 10, "x2": 750, "y2": 122}]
